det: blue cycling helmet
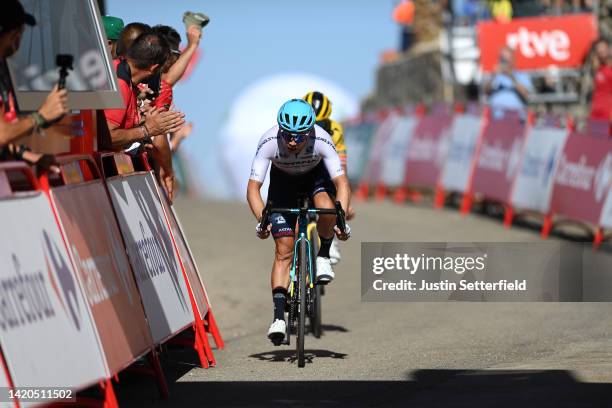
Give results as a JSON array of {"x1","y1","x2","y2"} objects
[{"x1": 277, "y1": 99, "x2": 316, "y2": 133}]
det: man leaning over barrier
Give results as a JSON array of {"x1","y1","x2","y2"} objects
[
  {"x1": 0, "y1": 0, "x2": 67, "y2": 173},
  {"x1": 103, "y1": 31, "x2": 185, "y2": 201}
]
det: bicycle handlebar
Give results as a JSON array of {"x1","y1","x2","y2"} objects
[{"x1": 260, "y1": 201, "x2": 347, "y2": 233}]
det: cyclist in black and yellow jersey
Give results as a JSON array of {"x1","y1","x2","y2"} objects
[{"x1": 303, "y1": 91, "x2": 355, "y2": 265}]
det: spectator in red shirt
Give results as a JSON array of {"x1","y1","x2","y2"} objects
[
  {"x1": 590, "y1": 38, "x2": 612, "y2": 122},
  {"x1": 104, "y1": 31, "x2": 185, "y2": 200}
]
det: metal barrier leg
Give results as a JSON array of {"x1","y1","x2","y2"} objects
[
  {"x1": 148, "y1": 350, "x2": 169, "y2": 399},
  {"x1": 594, "y1": 227, "x2": 603, "y2": 249},
  {"x1": 102, "y1": 379, "x2": 119, "y2": 408},
  {"x1": 503, "y1": 205, "x2": 514, "y2": 228},
  {"x1": 460, "y1": 193, "x2": 472, "y2": 215},
  {"x1": 205, "y1": 310, "x2": 225, "y2": 350},
  {"x1": 541, "y1": 214, "x2": 553, "y2": 239}
]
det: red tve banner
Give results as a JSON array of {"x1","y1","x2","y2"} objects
[{"x1": 478, "y1": 13, "x2": 598, "y2": 72}]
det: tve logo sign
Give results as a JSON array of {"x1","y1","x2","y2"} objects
[
  {"x1": 478, "y1": 13, "x2": 597, "y2": 72},
  {"x1": 506, "y1": 28, "x2": 569, "y2": 61}
]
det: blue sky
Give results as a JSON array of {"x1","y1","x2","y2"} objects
[{"x1": 106, "y1": 0, "x2": 398, "y2": 197}]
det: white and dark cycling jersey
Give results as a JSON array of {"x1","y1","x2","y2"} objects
[{"x1": 249, "y1": 124, "x2": 344, "y2": 183}]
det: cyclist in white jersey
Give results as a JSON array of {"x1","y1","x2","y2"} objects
[{"x1": 247, "y1": 99, "x2": 351, "y2": 343}]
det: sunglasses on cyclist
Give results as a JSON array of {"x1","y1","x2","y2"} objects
[{"x1": 280, "y1": 129, "x2": 308, "y2": 144}]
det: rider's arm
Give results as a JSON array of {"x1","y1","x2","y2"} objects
[
  {"x1": 332, "y1": 174, "x2": 351, "y2": 216},
  {"x1": 317, "y1": 127, "x2": 350, "y2": 212},
  {"x1": 247, "y1": 179, "x2": 266, "y2": 221},
  {"x1": 246, "y1": 132, "x2": 273, "y2": 220},
  {"x1": 331, "y1": 120, "x2": 347, "y2": 174}
]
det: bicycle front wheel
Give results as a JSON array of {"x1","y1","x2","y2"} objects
[
  {"x1": 297, "y1": 238, "x2": 307, "y2": 367},
  {"x1": 309, "y1": 228, "x2": 322, "y2": 338}
]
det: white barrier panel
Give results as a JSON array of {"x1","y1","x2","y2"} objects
[
  {"x1": 156, "y1": 186, "x2": 209, "y2": 319},
  {"x1": 106, "y1": 173, "x2": 194, "y2": 344},
  {"x1": 440, "y1": 113, "x2": 483, "y2": 193},
  {"x1": 511, "y1": 126, "x2": 569, "y2": 213},
  {"x1": 600, "y1": 188, "x2": 612, "y2": 229},
  {"x1": 380, "y1": 115, "x2": 418, "y2": 188},
  {"x1": 0, "y1": 193, "x2": 107, "y2": 391}
]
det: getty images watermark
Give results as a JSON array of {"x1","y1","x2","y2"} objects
[{"x1": 361, "y1": 242, "x2": 612, "y2": 302}]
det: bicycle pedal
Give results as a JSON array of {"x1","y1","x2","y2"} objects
[{"x1": 268, "y1": 333, "x2": 284, "y2": 346}]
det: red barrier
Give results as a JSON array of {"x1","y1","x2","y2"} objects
[
  {"x1": 401, "y1": 106, "x2": 453, "y2": 192},
  {"x1": 39, "y1": 155, "x2": 169, "y2": 397},
  {"x1": 545, "y1": 131, "x2": 612, "y2": 245},
  {"x1": 468, "y1": 111, "x2": 527, "y2": 221}
]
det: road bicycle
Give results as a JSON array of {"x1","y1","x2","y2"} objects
[{"x1": 260, "y1": 197, "x2": 346, "y2": 367}]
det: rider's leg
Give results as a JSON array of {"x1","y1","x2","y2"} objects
[
  {"x1": 313, "y1": 191, "x2": 335, "y2": 255},
  {"x1": 313, "y1": 191, "x2": 336, "y2": 283},
  {"x1": 272, "y1": 236, "x2": 294, "y2": 293},
  {"x1": 268, "y1": 236, "x2": 293, "y2": 343}
]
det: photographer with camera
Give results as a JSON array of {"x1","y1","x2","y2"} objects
[
  {"x1": 483, "y1": 46, "x2": 534, "y2": 117},
  {"x1": 0, "y1": 0, "x2": 68, "y2": 174}
]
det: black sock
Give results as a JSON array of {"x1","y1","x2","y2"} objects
[
  {"x1": 318, "y1": 236, "x2": 334, "y2": 258},
  {"x1": 272, "y1": 287, "x2": 287, "y2": 321}
]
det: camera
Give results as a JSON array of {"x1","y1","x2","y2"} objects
[{"x1": 56, "y1": 54, "x2": 74, "y2": 90}]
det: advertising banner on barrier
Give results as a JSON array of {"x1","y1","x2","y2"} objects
[
  {"x1": 0, "y1": 193, "x2": 107, "y2": 390},
  {"x1": 549, "y1": 132, "x2": 612, "y2": 225},
  {"x1": 361, "y1": 113, "x2": 400, "y2": 186},
  {"x1": 106, "y1": 173, "x2": 194, "y2": 344},
  {"x1": 380, "y1": 115, "x2": 418, "y2": 188},
  {"x1": 478, "y1": 14, "x2": 598, "y2": 72},
  {"x1": 471, "y1": 113, "x2": 526, "y2": 203},
  {"x1": 345, "y1": 121, "x2": 378, "y2": 184},
  {"x1": 156, "y1": 187, "x2": 209, "y2": 319},
  {"x1": 440, "y1": 112, "x2": 484, "y2": 194},
  {"x1": 511, "y1": 125, "x2": 569, "y2": 213},
  {"x1": 403, "y1": 109, "x2": 453, "y2": 189},
  {"x1": 51, "y1": 181, "x2": 154, "y2": 374}
]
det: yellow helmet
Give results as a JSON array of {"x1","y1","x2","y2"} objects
[{"x1": 303, "y1": 91, "x2": 332, "y2": 121}]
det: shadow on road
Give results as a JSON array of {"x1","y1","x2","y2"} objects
[
  {"x1": 249, "y1": 349, "x2": 348, "y2": 364},
  {"x1": 116, "y1": 364, "x2": 612, "y2": 407}
]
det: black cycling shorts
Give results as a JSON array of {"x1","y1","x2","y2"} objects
[{"x1": 267, "y1": 162, "x2": 336, "y2": 239}]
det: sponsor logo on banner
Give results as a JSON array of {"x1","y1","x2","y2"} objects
[
  {"x1": 43, "y1": 230, "x2": 81, "y2": 330},
  {"x1": 478, "y1": 139, "x2": 522, "y2": 181},
  {"x1": 0, "y1": 254, "x2": 56, "y2": 332},
  {"x1": 103, "y1": 217, "x2": 135, "y2": 305},
  {"x1": 71, "y1": 244, "x2": 118, "y2": 307},
  {"x1": 407, "y1": 138, "x2": 437, "y2": 161},
  {"x1": 549, "y1": 133, "x2": 612, "y2": 225},
  {"x1": 555, "y1": 154, "x2": 597, "y2": 194},
  {"x1": 478, "y1": 14, "x2": 597, "y2": 71}
]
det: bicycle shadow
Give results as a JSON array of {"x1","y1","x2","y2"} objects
[
  {"x1": 249, "y1": 349, "x2": 348, "y2": 364},
  {"x1": 304, "y1": 323, "x2": 350, "y2": 334}
]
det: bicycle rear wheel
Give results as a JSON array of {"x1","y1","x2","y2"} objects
[{"x1": 297, "y1": 238, "x2": 307, "y2": 367}]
